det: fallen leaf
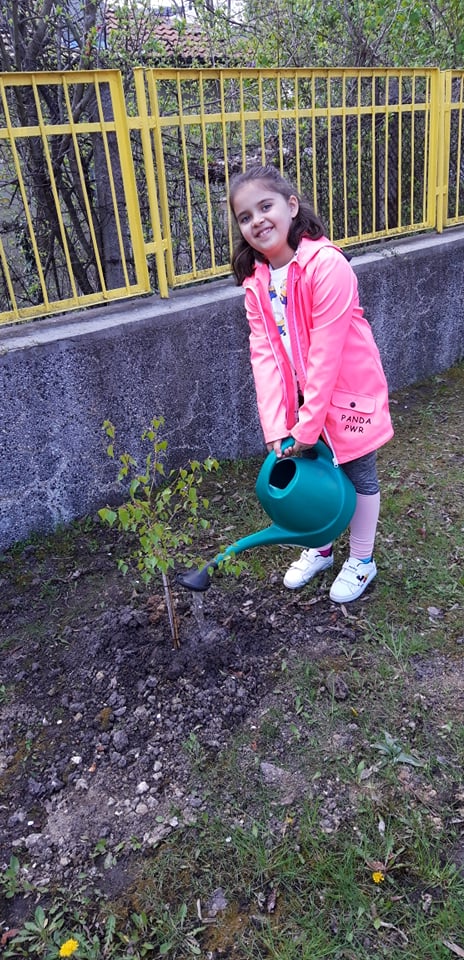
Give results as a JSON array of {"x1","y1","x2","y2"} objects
[
  {"x1": 421, "y1": 893, "x2": 433, "y2": 913},
  {"x1": 267, "y1": 888, "x2": 277, "y2": 913},
  {"x1": 427, "y1": 606, "x2": 443, "y2": 619},
  {"x1": 1, "y1": 930, "x2": 20, "y2": 946},
  {"x1": 301, "y1": 596, "x2": 324, "y2": 608},
  {"x1": 205, "y1": 887, "x2": 228, "y2": 918},
  {"x1": 376, "y1": 920, "x2": 408, "y2": 943},
  {"x1": 359, "y1": 762, "x2": 382, "y2": 781}
]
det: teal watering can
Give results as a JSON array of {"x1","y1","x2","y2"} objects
[{"x1": 177, "y1": 438, "x2": 356, "y2": 591}]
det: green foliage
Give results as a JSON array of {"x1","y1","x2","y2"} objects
[
  {"x1": 3, "y1": 1, "x2": 464, "y2": 78},
  {"x1": 1, "y1": 855, "x2": 31, "y2": 900},
  {"x1": 98, "y1": 416, "x2": 219, "y2": 583},
  {"x1": 370, "y1": 730, "x2": 427, "y2": 767},
  {"x1": 0, "y1": 879, "x2": 205, "y2": 958},
  {"x1": 241, "y1": 0, "x2": 464, "y2": 69},
  {"x1": 2, "y1": 901, "x2": 130, "y2": 959},
  {"x1": 182, "y1": 730, "x2": 208, "y2": 770}
]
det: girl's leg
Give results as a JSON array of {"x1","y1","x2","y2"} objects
[
  {"x1": 349, "y1": 491, "x2": 381, "y2": 560},
  {"x1": 341, "y1": 451, "x2": 380, "y2": 553},
  {"x1": 329, "y1": 452, "x2": 380, "y2": 602},
  {"x1": 283, "y1": 451, "x2": 381, "y2": 594}
]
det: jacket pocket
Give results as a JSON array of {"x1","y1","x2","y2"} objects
[
  {"x1": 331, "y1": 390, "x2": 376, "y2": 416},
  {"x1": 330, "y1": 390, "x2": 377, "y2": 435}
]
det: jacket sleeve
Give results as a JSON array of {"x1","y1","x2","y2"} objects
[
  {"x1": 245, "y1": 286, "x2": 290, "y2": 443},
  {"x1": 291, "y1": 247, "x2": 358, "y2": 446}
]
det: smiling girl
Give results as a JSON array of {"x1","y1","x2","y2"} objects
[{"x1": 229, "y1": 165, "x2": 394, "y2": 603}]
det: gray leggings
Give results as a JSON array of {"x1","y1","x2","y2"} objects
[{"x1": 340, "y1": 451, "x2": 379, "y2": 495}]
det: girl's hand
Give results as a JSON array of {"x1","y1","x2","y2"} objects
[
  {"x1": 282, "y1": 439, "x2": 315, "y2": 457},
  {"x1": 266, "y1": 439, "x2": 287, "y2": 458},
  {"x1": 266, "y1": 438, "x2": 315, "y2": 458}
]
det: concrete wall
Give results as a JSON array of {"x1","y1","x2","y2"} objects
[{"x1": 1, "y1": 228, "x2": 464, "y2": 550}]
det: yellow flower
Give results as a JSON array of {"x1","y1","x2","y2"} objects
[
  {"x1": 372, "y1": 871, "x2": 385, "y2": 884},
  {"x1": 59, "y1": 939, "x2": 79, "y2": 958}
]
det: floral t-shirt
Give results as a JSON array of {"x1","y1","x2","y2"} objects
[
  {"x1": 269, "y1": 262, "x2": 298, "y2": 370},
  {"x1": 269, "y1": 262, "x2": 299, "y2": 412}
]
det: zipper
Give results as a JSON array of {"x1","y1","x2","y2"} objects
[
  {"x1": 287, "y1": 261, "x2": 307, "y2": 386},
  {"x1": 322, "y1": 426, "x2": 339, "y2": 467}
]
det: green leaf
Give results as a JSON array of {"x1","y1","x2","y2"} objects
[
  {"x1": 34, "y1": 905, "x2": 46, "y2": 926},
  {"x1": 104, "y1": 913, "x2": 117, "y2": 949},
  {"x1": 117, "y1": 506, "x2": 131, "y2": 528},
  {"x1": 98, "y1": 508, "x2": 117, "y2": 527},
  {"x1": 102, "y1": 420, "x2": 115, "y2": 439},
  {"x1": 187, "y1": 943, "x2": 202, "y2": 956},
  {"x1": 395, "y1": 751, "x2": 426, "y2": 767}
]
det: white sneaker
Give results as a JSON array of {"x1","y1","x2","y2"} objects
[
  {"x1": 283, "y1": 548, "x2": 334, "y2": 590},
  {"x1": 329, "y1": 557, "x2": 377, "y2": 603}
]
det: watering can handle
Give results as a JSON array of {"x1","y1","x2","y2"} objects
[
  {"x1": 281, "y1": 431, "x2": 338, "y2": 466},
  {"x1": 281, "y1": 436, "x2": 295, "y2": 454},
  {"x1": 279, "y1": 436, "x2": 318, "y2": 462}
]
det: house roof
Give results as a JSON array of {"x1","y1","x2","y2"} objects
[{"x1": 103, "y1": 6, "x2": 245, "y2": 66}]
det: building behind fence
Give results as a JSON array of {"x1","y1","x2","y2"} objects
[{"x1": 1, "y1": 66, "x2": 464, "y2": 325}]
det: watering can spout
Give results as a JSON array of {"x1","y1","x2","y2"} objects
[{"x1": 177, "y1": 439, "x2": 356, "y2": 591}]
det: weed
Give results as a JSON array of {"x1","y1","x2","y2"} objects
[
  {"x1": 257, "y1": 707, "x2": 285, "y2": 746},
  {"x1": 370, "y1": 730, "x2": 427, "y2": 768},
  {"x1": 0, "y1": 855, "x2": 31, "y2": 900},
  {"x1": 182, "y1": 731, "x2": 208, "y2": 771},
  {"x1": 2, "y1": 902, "x2": 124, "y2": 959},
  {"x1": 153, "y1": 902, "x2": 205, "y2": 956},
  {"x1": 367, "y1": 621, "x2": 428, "y2": 666}
]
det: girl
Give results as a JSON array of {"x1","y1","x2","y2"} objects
[{"x1": 229, "y1": 165, "x2": 394, "y2": 603}]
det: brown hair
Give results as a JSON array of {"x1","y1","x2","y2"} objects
[{"x1": 229, "y1": 165, "x2": 325, "y2": 284}]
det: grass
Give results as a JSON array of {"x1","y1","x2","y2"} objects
[
  {"x1": 1, "y1": 364, "x2": 464, "y2": 959},
  {"x1": 95, "y1": 810, "x2": 464, "y2": 958}
]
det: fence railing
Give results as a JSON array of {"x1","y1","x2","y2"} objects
[
  {"x1": 0, "y1": 70, "x2": 151, "y2": 324},
  {"x1": 1, "y1": 66, "x2": 463, "y2": 325}
]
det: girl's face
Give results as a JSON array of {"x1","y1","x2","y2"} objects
[{"x1": 232, "y1": 180, "x2": 299, "y2": 268}]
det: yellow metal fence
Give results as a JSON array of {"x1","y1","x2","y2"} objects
[
  {"x1": 0, "y1": 70, "x2": 150, "y2": 323},
  {"x1": 1, "y1": 67, "x2": 463, "y2": 325}
]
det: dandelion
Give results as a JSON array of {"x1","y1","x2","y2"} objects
[
  {"x1": 59, "y1": 939, "x2": 79, "y2": 958},
  {"x1": 372, "y1": 871, "x2": 385, "y2": 884}
]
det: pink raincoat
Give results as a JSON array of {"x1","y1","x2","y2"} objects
[{"x1": 242, "y1": 237, "x2": 394, "y2": 464}]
